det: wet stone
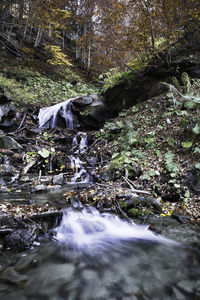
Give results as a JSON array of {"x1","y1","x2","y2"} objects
[
  {"x1": 172, "y1": 287, "x2": 188, "y2": 300},
  {"x1": 0, "y1": 267, "x2": 27, "y2": 285},
  {"x1": 40, "y1": 176, "x2": 52, "y2": 184},
  {"x1": 53, "y1": 173, "x2": 64, "y2": 185},
  {"x1": 0, "y1": 186, "x2": 9, "y2": 193},
  {"x1": 0, "y1": 136, "x2": 22, "y2": 150},
  {"x1": 15, "y1": 254, "x2": 39, "y2": 272},
  {"x1": 86, "y1": 156, "x2": 98, "y2": 166},
  {"x1": 27, "y1": 263, "x2": 75, "y2": 297},
  {"x1": 177, "y1": 280, "x2": 196, "y2": 293},
  {"x1": 0, "y1": 164, "x2": 17, "y2": 176},
  {"x1": 3, "y1": 225, "x2": 38, "y2": 250},
  {"x1": 0, "y1": 177, "x2": 6, "y2": 185},
  {"x1": 31, "y1": 184, "x2": 47, "y2": 193},
  {"x1": 0, "y1": 283, "x2": 9, "y2": 292},
  {"x1": 48, "y1": 185, "x2": 62, "y2": 192}
]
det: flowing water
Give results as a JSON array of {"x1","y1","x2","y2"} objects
[
  {"x1": 38, "y1": 98, "x2": 74, "y2": 129},
  {"x1": 0, "y1": 205, "x2": 200, "y2": 300}
]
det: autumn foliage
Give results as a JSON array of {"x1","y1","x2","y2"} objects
[{"x1": 0, "y1": 0, "x2": 199, "y2": 73}]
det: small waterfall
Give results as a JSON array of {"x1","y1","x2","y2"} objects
[
  {"x1": 55, "y1": 207, "x2": 177, "y2": 254},
  {"x1": 38, "y1": 98, "x2": 74, "y2": 129},
  {"x1": 69, "y1": 155, "x2": 90, "y2": 183},
  {"x1": 80, "y1": 132, "x2": 88, "y2": 152},
  {"x1": 69, "y1": 132, "x2": 90, "y2": 183},
  {"x1": 59, "y1": 102, "x2": 74, "y2": 129},
  {"x1": 73, "y1": 132, "x2": 88, "y2": 153}
]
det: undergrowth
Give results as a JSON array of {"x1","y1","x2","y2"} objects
[{"x1": 0, "y1": 65, "x2": 97, "y2": 106}]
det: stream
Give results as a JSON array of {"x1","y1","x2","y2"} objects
[
  {"x1": 0, "y1": 207, "x2": 200, "y2": 300},
  {"x1": 0, "y1": 99, "x2": 200, "y2": 299}
]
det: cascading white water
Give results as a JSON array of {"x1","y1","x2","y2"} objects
[
  {"x1": 59, "y1": 103, "x2": 74, "y2": 129},
  {"x1": 69, "y1": 155, "x2": 90, "y2": 183},
  {"x1": 70, "y1": 132, "x2": 90, "y2": 183},
  {"x1": 55, "y1": 207, "x2": 177, "y2": 254},
  {"x1": 38, "y1": 98, "x2": 74, "y2": 128},
  {"x1": 79, "y1": 132, "x2": 88, "y2": 152},
  {"x1": 73, "y1": 132, "x2": 88, "y2": 153}
]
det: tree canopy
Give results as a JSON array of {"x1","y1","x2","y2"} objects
[{"x1": 0, "y1": 0, "x2": 199, "y2": 73}]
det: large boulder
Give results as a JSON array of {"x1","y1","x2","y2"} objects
[
  {"x1": 38, "y1": 94, "x2": 114, "y2": 130},
  {"x1": 0, "y1": 89, "x2": 16, "y2": 127}
]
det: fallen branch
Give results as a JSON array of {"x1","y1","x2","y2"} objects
[
  {"x1": 27, "y1": 210, "x2": 63, "y2": 221},
  {"x1": 122, "y1": 176, "x2": 151, "y2": 195},
  {"x1": 114, "y1": 200, "x2": 134, "y2": 224},
  {"x1": 21, "y1": 158, "x2": 38, "y2": 176}
]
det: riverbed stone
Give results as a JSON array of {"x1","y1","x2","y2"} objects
[
  {"x1": 0, "y1": 186, "x2": 10, "y2": 193},
  {"x1": 3, "y1": 225, "x2": 38, "y2": 250},
  {"x1": 0, "y1": 177, "x2": 6, "y2": 185},
  {"x1": 0, "y1": 136, "x2": 22, "y2": 150},
  {"x1": 0, "y1": 283, "x2": 9, "y2": 292},
  {"x1": 73, "y1": 95, "x2": 94, "y2": 107},
  {"x1": 53, "y1": 173, "x2": 64, "y2": 185},
  {"x1": 15, "y1": 254, "x2": 39, "y2": 272},
  {"x1": 0, "y1": 95, "x2": 16, "y2": 127},
  {"x1": 31, "y1": 184, "x2": 47, "y2": 193},
  {"x1": 0, "y1": 266, "x2": 27, "y2": 285},
  {"x1": 27, "y1": 263, "x2": 75, "y2": 297},
  {"x1": 47, "y1": 185, "x2": 62, "y2": 192},
  {"x1": 0, "y1": 164, "x2": 17, "y2": 175}
]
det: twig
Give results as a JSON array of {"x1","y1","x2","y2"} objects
[
  {"x1": 143, "y1": 209, "x2": 151, "y2": 224},
  {"x1": 9, "y1": 126, "x2": 26, "y2": 136},
  {"x1": 114, "y1": 200, "x2": 134, "y2": 224},
  {"x1": 122, "y1": 176, "x2": 151, "y2": 195},
  {"x1": 15, "y1": 113, "x2": 27, "y2": 131},
  {"x1": 8, "y1": 113, "x2": 27, "y2": 135},
  {"x1": 28, "y1": 210, "x2": 63, "y2": 221},
  {"x1": 85, "y1": 138, "x2": 101, "y2": 153},
  {"x1": 96, "y1": 182, "x2": 112, "y2": 188}
]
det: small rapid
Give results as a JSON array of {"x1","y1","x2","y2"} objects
[
  {"x1": 55, "y1": 207, "x2": 177, "y2": 256},
  {"x1": 38, "y1": 98, "x2": 74, "y2": 128}
]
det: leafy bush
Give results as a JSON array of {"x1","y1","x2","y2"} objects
[
  {"x1": 99, "y1": 68, "x2": 135, "y2": 92},
  {"x1": 165, "y1": 151, "x2": 179, "y2": 177}
]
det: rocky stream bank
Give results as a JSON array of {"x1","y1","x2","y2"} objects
[{"x1": 0, "y1": 80, "x2": 200, "y2": 252}]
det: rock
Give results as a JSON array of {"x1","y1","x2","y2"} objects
[
  {"x1": 0, "y1": 164, "x2": 17, "y2": 176},
  {"x1": 47, "y1": 185, "x2": 62, "y2": 192},
  {"x1": 177, "y1": 280, "x2": 196, "y2": 294},
  {"x1": 26, "y1": 263, "x2": 75, "y2": 297},
  {"x1": 30, "y1": 184, "x2": 47, "y2": 193},
  {"x1": 0, "y1": 283, "x2": 9, "y2": 292},
  {"x1": 0, "y1": 136, "x2": 23, "y2": 150},
  {"x1": 0, "y1": 94, "x2": 16, "y2": 127},
  {"x1": 0, "y1": 187, "x2": 10, "y2": 193},
  {"x1": 53, "y1": 173, "x2": 64, "y2": 185},
  {"x1": 0, "y1": 267, "x2": 27, "y2": 285},
  {"x1": 86, "y1": 156, "x2": 98, "y2": 166},
  {"x1": 15, "y1": 254, "x2": 39, "y2": 272},
  {"x1": 71, "y1": 196, "x2": 83, "y2": 211},
  {"x1": 39, "y1": 176, "x2": 52, "y2": 184},
  {"x1": 73, "y1": 95, "x2": 94, "y2": 107},
  {"x1": 0, "y1": 177, "x2": 6, "y2": 185},
  {"x1": 99, "y1": 169, "x2": 113, "y2": 182},
  {"x1": 3, "y1": 225, "x2": 38, "y2": 250},
  {"x1": 119, "y1": 196, "x2": 162, "y2": 212}
]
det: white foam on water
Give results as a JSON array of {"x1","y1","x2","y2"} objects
[
  {"x1": 38, "y1": 98, "x2": 74, "y2": 128},
  {"x1": 55, "y1": 207, "x2": 177, "y2": 253}
]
